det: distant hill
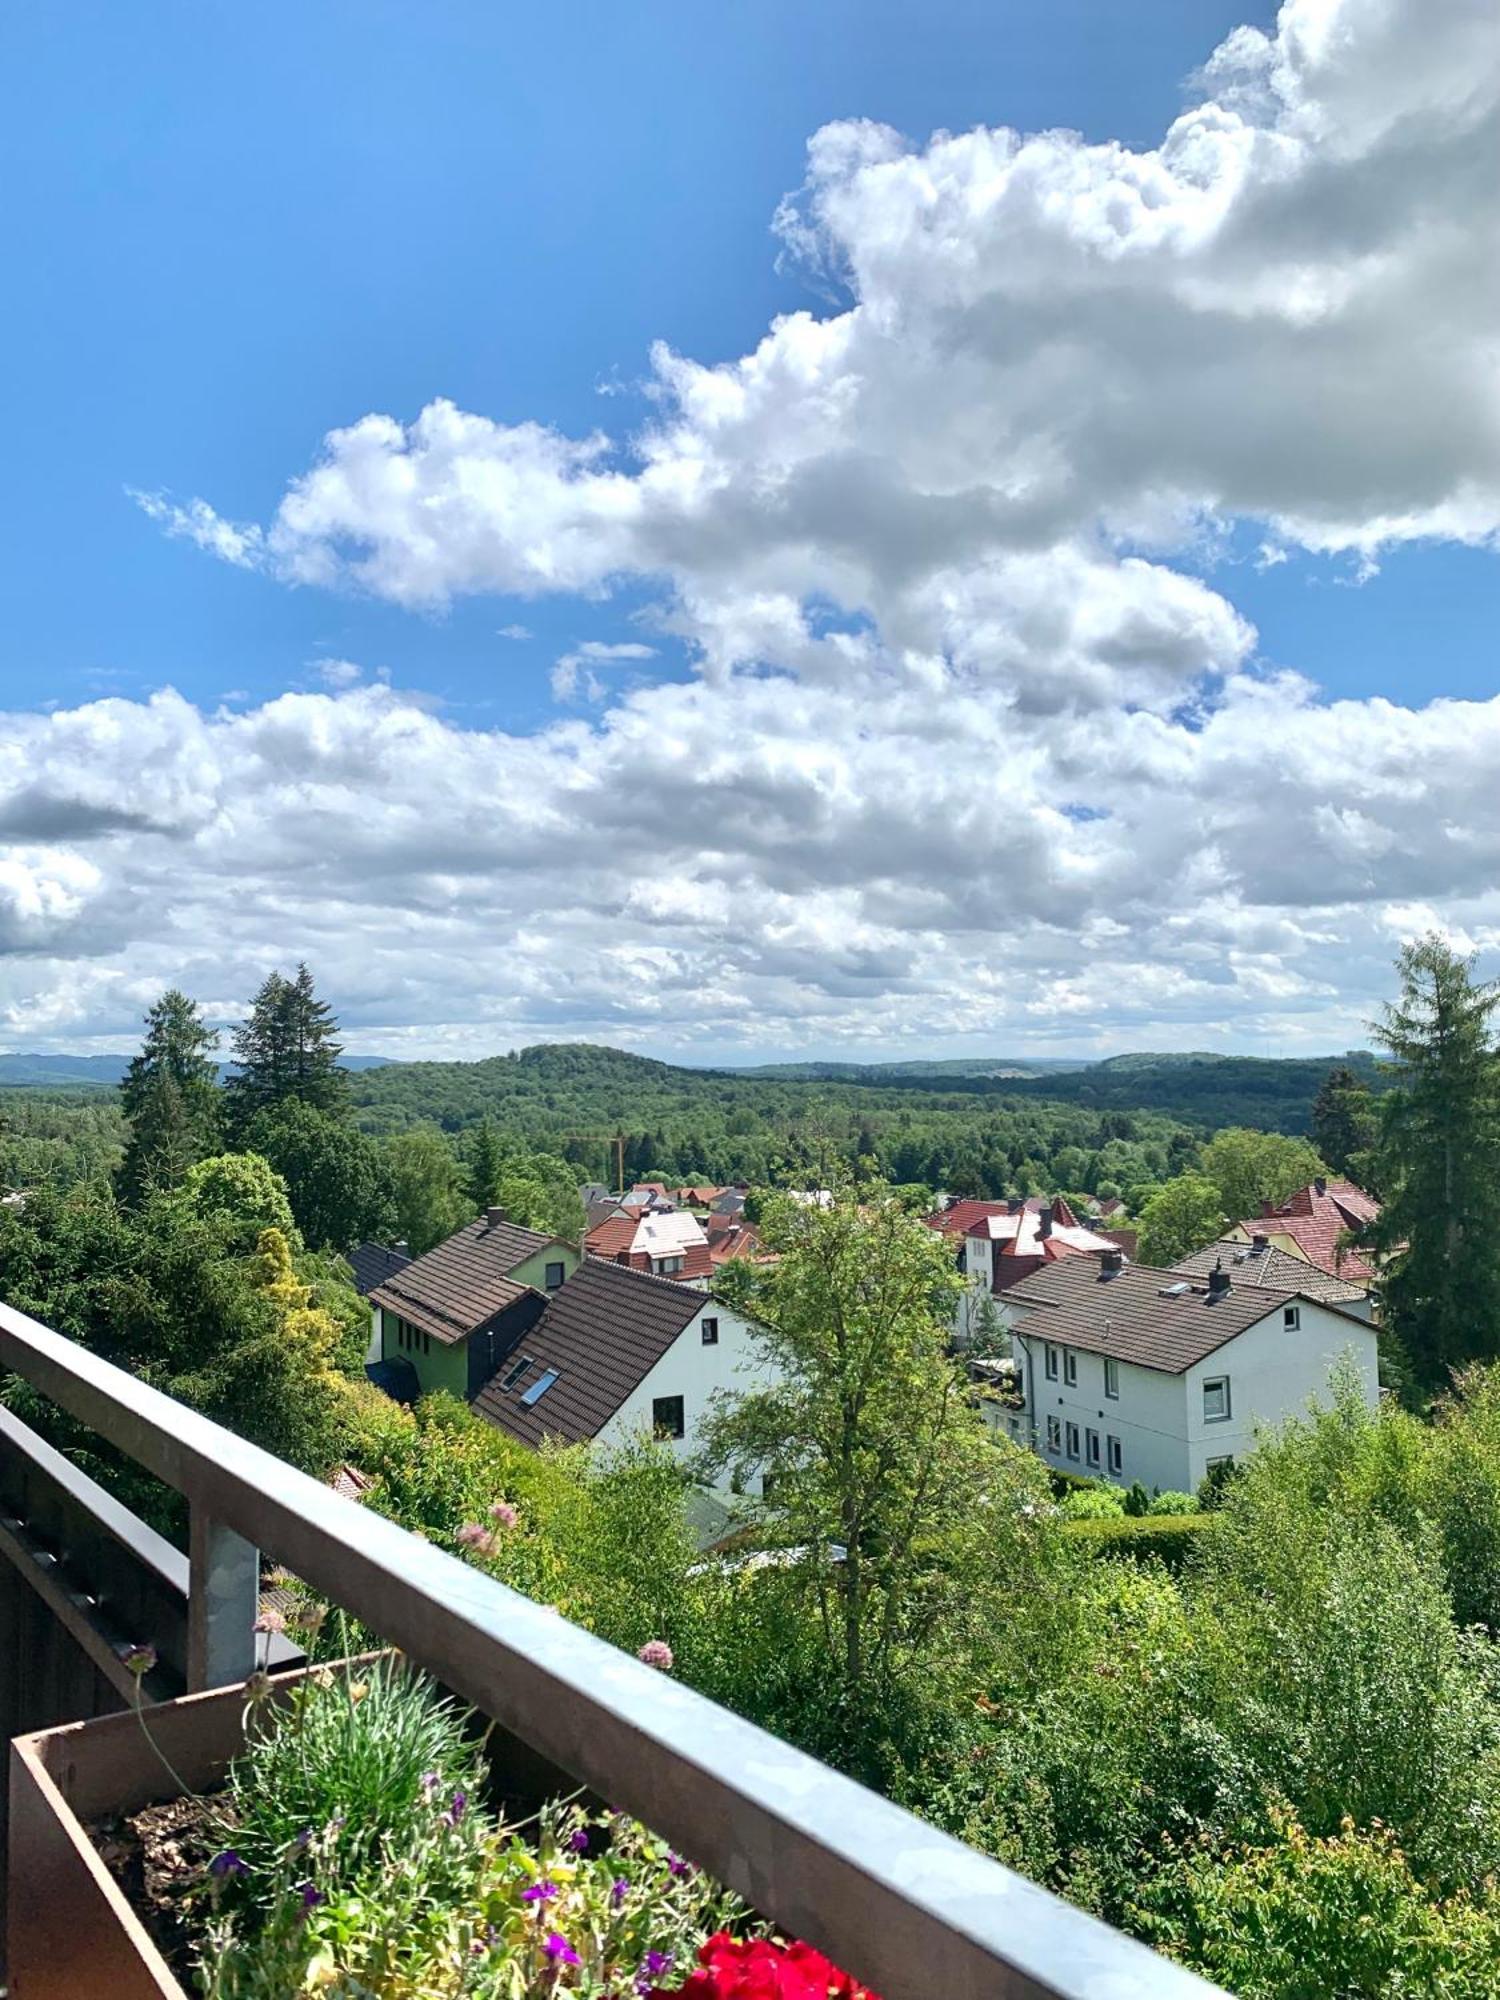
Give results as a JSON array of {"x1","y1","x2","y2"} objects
[
  {"x1": 0, "y1": 1051, "x2": 393, "y2": 1089},
  {"x1": 1004, "y1": 1050, "x2": 1389, "y2": 1134},
  {"x1": 729, "y1": 1056, "x2": 1089, "y2": 1081}
]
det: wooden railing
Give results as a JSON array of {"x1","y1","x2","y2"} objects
[{"x1": 0, "y1": 1297, "x2": 1225, "y2": 2000}]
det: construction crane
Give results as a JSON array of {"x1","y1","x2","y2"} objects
[{"x1": 565, "y1": 1132, "x2": 628, "y2": 1195}]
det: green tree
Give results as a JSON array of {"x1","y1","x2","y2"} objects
[
  {"x1": 384, "y1": 1125, "x2": 469, "y2": 1254},
  {"x1": 1369, "y1": 936, "x2": 1500, "y2": 1392},
  {"x1": 702, "y1": 1185, "x2": 1055, "y2": 1778},
  {"x1": 1311, "y1": 1064, "x2": 1379, "y2": 1182},
  {"x1": 172, "y1": 1150, "x2": 299, "y2": 1256},
  {"x1": 1136, "y1": 1173, "x2": 1227, "y2": 1266},
  {"x1": 1199, "y1": 1128, "x2": 1326, "y2": 1225},
  {"x1": 465, "y1": 1119, "x2": 507, "y2": 1210},
  {"x1": 495, "y1": 1152, "x2": 585, "y2": 1241},
  {"x1": 225, "y1": 963, "x2": 347, "y2": 1133},
  {"x1": 244, "y1": 1099, "x2": 393, "y2": 1249},
  {"x1": 118, "y1": 989, "x2": 221, "y2": 1200}
]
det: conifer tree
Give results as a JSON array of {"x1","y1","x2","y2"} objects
[
  {"x1": 118, "y1": 988, "x2": 221, "y2": 1200},
  {"x1": 1312, "y1": 1064, "x2": 1378, "y2": 1181},
  {"x1": 466, "y1": 1119, "x2": 507, "y2": 1211},
  {"x1": 1369, "y1": 937, "x2": 1500, "y2": 1392},
  {"x1": 226, "y1": 963, "x2": 347, "y2": 1133}
]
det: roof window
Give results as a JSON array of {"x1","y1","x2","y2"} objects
[{"x1": 520, "y1": 1368, "x2": 560, "y2": 1407}]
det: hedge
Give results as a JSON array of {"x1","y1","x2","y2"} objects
[{"x1": 1061, "y1": 1510, "x2": 1219, "y2": 1572}]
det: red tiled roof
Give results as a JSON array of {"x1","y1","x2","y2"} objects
[
  {"x1": 585, "y1": 1215, "x2": 640, "y2": 1260},
  {"x1": 1237, "y1": 1179, "x2": 1379, "y2": 1280}
]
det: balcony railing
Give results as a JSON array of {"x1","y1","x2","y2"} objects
[{"x1": 0, "y1": 1295, "x2": 1226, "y2": 1999}]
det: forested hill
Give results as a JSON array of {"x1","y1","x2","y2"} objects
[{"x1": 1004, "y1": 1050, "x2": 1389, "y2": 1133}]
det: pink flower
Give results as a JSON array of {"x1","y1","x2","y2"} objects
[
  {"x1": 638, "y1": 1639, "x2": 674, "y2": 1672},
  {"x1": 456, "y1": 1522, "x2": 489, "y2": 1547},
  {"x1": 253, "y1": 1608, "x2": 287, "y2": 1635},
  {"x1": 489, "y1": 1500, "x2": 519, "y2": 1529}
]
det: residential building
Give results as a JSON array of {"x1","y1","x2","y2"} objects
[
  {"x1": 999, "y1": 1250, "x2": 1378, "y2": 1494},
  {"x1": 931, "y1": 1197, "x2": 1121, "y2": 1341},
  {"x1": 1227, "y1": 1175, "x2": 1379, "y2": 1282},
  {"x1": 473, "y1": 1256, "x2": 770, "y2": 1464},
  {"x1": 348, "y1": 1239, "x2": 413, "y2": 1299},
  {"x1": 1172, "y1": 1235, "x2": 1373, "y2": 1320},
  {"x1": 585, "y1": 1206, "x2": 713, "y2": 1281},
  {"x1": 706, "y1": 1214, "x2": 776, "y2": 1273},
  {"x1": 366, "y1": 1209, "x2": 580, "y2": 1402}
]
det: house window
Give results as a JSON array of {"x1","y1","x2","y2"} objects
[
  {"x1": 544, "y1": 1261, "x2": 566, "y2": 1290},
  {"x1": 499, "y1": 1353, "x2": 533, "y2": 1392},
  {"x1": 701, "y1": 1317, "x2": 720, "y2": 1345},
  {"x1": 652, "y1": 1395, "x2": 686, "y2": 1440},
  {"x1": 1046, "y1": 1415, "x2": 1061, "y2": 1452},
  {"x1": 1104, "y1": 1356, "x2": 1120, "y2": 1399},
  {"x1": 520, "y1": 1367, "x2": 559, "y2": 1407},
  {"x1": 656, "y1": 1255, "x2": 685, "y2": 1276},
  {"x1": 1065, "y1": 1421, "x2": 1080, "y2": 1461},
  {"x1": 1203, "y1": 1376, "x2": 1232, "y2": 1423},
  {"x1": 1063, "y1": 1349, "x2": 1078, "y2": 1387},
  {"x1": 1283, "y1": 1304, "x2": 1301, "y2": 1330},
  {"x1": 1086, "y1": 1428, "x2": 1100, "y2": 1468},
  {"x1": 1044, "y1": 1343, "x2": 1059, "y2": 1381},
  {"x1": 1107, "y1": 1435, "x2": 1122, "y2": 1476}
]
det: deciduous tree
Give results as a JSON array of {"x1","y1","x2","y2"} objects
[{"x1": 1135, "y1": 1173, "x2": 1227, "y2": 1266}]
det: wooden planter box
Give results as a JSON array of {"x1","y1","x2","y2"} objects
[{"x1": 8, "y1": 1664, "x2": 363, "y2": 2000}]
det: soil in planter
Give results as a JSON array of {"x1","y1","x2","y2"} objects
[{"x1": 90, "y1": 1791, "x2": 232, "y2": 1984}]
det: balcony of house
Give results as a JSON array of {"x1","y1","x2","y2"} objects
[{"x1": 0, "y1": 1294, "x2": 1224, "y2": 1998}]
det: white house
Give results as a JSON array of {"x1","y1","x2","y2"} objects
[
  {"x1": 998, "y1": 1249, "x2": 1378, "y2": 1495},
  {"x1": 938, "y1": 1201, "x2": 1121, "y2": 1342},
  {"x1": 472, "y1": 1255, "x2": 773, "y2": 1469}
]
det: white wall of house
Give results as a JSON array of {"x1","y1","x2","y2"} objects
[
  {"x1": 1010, "y1": 1299, "x2": 1377, "y2": 1495},
  {"x1": 598, "y1": 1300, "x2": 774, "y2": 1461}
]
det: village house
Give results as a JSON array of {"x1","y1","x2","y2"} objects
[
  {"x1": 997, "y1": 1249, "x2": 1378, "y2": 1495},
  {"x1": 472, "y1": 1255, "x2": 771, "y2": 1470},
  {"x1": 1227, "y1": 1176, "x2": 1379, "y2": 1282},
  {"x1": 927, "y1": 1196, "x2": 1122, "y2": 1341},
  {"x1": 365, "y1": 1208, "x2": 581, "y2": 1402},
  {"x1": 585, "y1": 1205, "x2": 714, "y2": 1281},
  {"x1": 1171, "y1": 1234, "x2": 1374, "y2": 1320}
]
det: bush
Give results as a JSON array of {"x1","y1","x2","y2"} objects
[
  {"x1": 1061, "y1": 1512, "x2": 1217, "y2": 1572},
  {"x1": 1059, "y1": 1485, "x2": 1127, "y2": 1520},
  {"x1": 1148, "y1": 1491, "x2": 1200, "y2": 1517}
]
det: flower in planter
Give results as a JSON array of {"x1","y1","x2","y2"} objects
[
  {"x1": 522, "y1": 1878, "x2": 559, "y2": 1904},
  {"x1": 121, "y1": 1642, "x2": 157, "y2": 1678},
  {"x1": 253, "y1": 1608, "x2": 287, "y2": 1635},
  {"x1": 567, "y1": 1826, "x2": 591, "y2": 1854},
  {"x1": 645, "y1": 1931, "x2": 883, "y2": 2000},
  {"x1": 208, "y1": 1849, "x2": 249, "y2": 1879},
  {"x1": 545, "y1": 1931, "x2": 583, "y2": 1966}
]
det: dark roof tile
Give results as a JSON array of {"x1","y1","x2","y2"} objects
[{"x1": 369, "y1": 1214, "x2": 561, "y2": 1344}]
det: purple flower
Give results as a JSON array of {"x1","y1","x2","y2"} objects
[
  {"x1": 666, "y1": 1852, "x2": 691, "y2": 1877},
  {"x1": 611, "y1": 1877, "x2": 630, "y2": 1907},
  {"x1": 208, "y1": 1849, "x2": 248, "y2": 1878},
  {"x1": 294, "y1": 1826, "x2": 313, "y2": 1851},
  {"x1": 567, "y1": 1826, "x2": 590, "y2": 1854},
  {"x1": 443, "y1": 1788, "x2": 467, "y2": 1826},
  {"x1": 420, "y1": 1770, "x2": 441, "y2": 1794},
  {"x1": 522, "y1": 1878, "x2": 559, "y2": 1903},
  {"x1": 637, "y1": 1639, "x2": 674, "y2": 1672},
  {"x1": 643, "y1": 1950, "x2": 674, "y2": 1976},
  {"x1": 543, "y1": 1933, "x2": 581, "y2": 1966},
  {"x1": 297, "y1": 1881, "x2": 325, "y2": 1915}
]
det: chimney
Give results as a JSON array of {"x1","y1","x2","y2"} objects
[
  {"x1": 1314, "y1": 1176, "x2": 1327, "y2": 1196},
  {"x1": 1100, "y1": 1247, "x2": 1124, "y2": 1277},
  {"x1": 1251, "y1": 1231, "x2": 1269, "y2": 1253},
  {"x1": 1207, "y1": 1261, "x2": 1231, "y2": 1302},
  {"x1": 1008, "y1": 1195, "x2": 1025, "y2": 1215},
  {"x1": 485, "y1": 1205, "x2": 506, "y2": 1229},
  {"x1": 394, "y1": 1239, "x2": 409, "y2": 1255},
  {"x1": 1038, "y1": 1204, "x2": 1053, "y2": 1239}
]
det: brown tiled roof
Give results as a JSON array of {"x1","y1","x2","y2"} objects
[
  {"x1": 348, "y1": 1240, "x2": 412, "y2": 1298},
  {"x1": 472, "y1": 1258, "x2": 706, "y2": 1448},
  {"x1": 369, "y1": 1214, "x2": 561, "y2": 1345},
  {"x1": 1173, "y1": 1237, "x2": 1367, "y2": 1303},
  {"x1": 1005, "y1": 1254, "x2": 1368, "y2": 1375}
]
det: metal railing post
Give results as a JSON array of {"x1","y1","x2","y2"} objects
[{"x1": 187, "y1": 1506, "x2": 258, "y2": 1691}]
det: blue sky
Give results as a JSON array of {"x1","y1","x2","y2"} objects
[
  {"x1": 1, "y1": 0, "x2": 1497, "y2": 1061},
  {"x1": 16, "y1": 0, "x2": 1474, "y2": 721}
]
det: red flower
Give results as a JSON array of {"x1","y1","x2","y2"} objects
[{"x1": 647, "y1": 1932, "x2": 881, "y2": 2000}]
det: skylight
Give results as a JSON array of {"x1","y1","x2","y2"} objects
[
  {"x1": 499, "y1": 1353, "x2": 533, "y2": 1391},
  {"x1": 519, "y1": 1367, "x2": 560, "y2": 1407}
]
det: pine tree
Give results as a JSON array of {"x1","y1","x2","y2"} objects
[
  {"x1": 118, "y1": 989, "x2": 221, "y2": 1201},
  {"x1": 1312, "y1": 1065, "x2": 1378, "y2": 1181},
  {"x1": 226, "y1": 963, "x2": 347, "y2": 1133},
  {"x1": 1369, "y1": 937, "x2": 1500, "y2": 1393},
  {"x1": 466, "y1": 1120, "x2": 506, "y2": 1211}
]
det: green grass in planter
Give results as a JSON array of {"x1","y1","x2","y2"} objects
[{"x1": 210, "y1": 1651, "x2": 483, "y2": 1905}]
